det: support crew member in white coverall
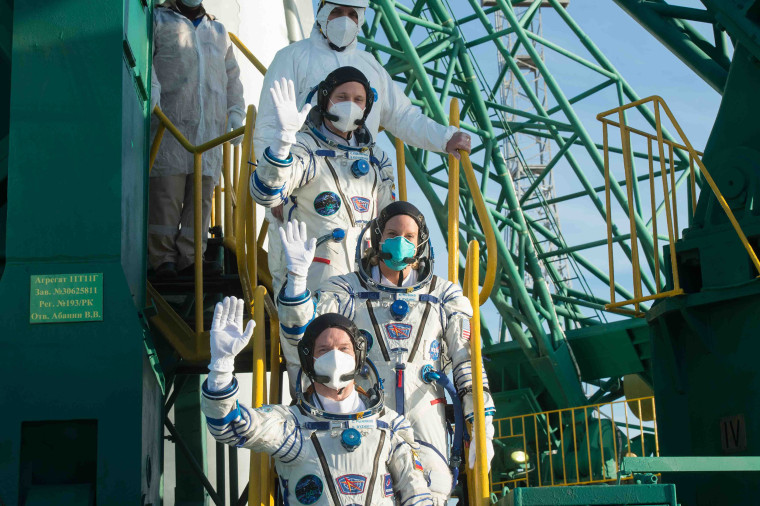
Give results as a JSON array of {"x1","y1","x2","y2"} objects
[
  {"x1": 276, "y1": 202, "x2": 497, "y2": 505},
  {"x1": 201, "y1": 296, "x2": 434, "y2": 506},
  {"x1": 250, "y1": 68, "x2": 395, "y2": 297},
  {"x1": 149, "y1": 0, "x2": 245, "y2": 278},
  {"x1": 255, "y1": 0, "x2": 473, "y2": 295}
]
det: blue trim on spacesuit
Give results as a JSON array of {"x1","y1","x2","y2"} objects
[
  {"x1": 201, "y1": 377, "x2": 239, "y2": 400},
  {"x1": 263, "y1": 146, "x2": 294, "y2": 166},
  {"x1": 280, "y1": 313, "x2": 314, "y2": 335},
  {"x1": 205, "y1": 401, "x2": 242, "y2": 427},
  {"x1": 252, "y1": 170, "x2": 285, "y2": 197}
]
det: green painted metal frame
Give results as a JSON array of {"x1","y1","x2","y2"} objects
[
  {"x1": 622, "y1": 456, "x2": 760, "y2": 473},
  {"x1": 362, "y1": 0, "x2": 692, "y2": 408}
]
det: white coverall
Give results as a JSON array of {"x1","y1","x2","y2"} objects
[
  {"x1": 252, "y1": 121, "x2": 395, "y2": 296},
  {"x1": 255, "y1": 19, "x2": 458, "y2": 289},
  {"x1": 278, "y1": 272, "x2": 497, "y2": 504},
  {"x1": 149, "y1": 4, "x2": 245, "y2": 270},
  {"x1": 201, "y1": 377, "x2": 434, "y2": 506}
]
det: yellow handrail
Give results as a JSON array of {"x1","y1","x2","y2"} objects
[
  {"x1": 235, "y1": 105, "x2": 257, "y2": 306},
  {"x1": 148, "y1": 103, "x2": 254, "y2": 334},
  {"x1": 395, "y1": 137, "x2": 407, "y2": 201},
  {"x1": 249, "y1": 286, "x2": 269, "y2": 506},
  {"x1": 466, "y1": 240, "x2": 489, "y2": 505},
  {"x1": 491, "y1": 396, "x2": 659, "y2": 491},
  {"x1": 448, "y1": 100, "x2": 461, "y2": 284},
  {"x1": 597, "y1": 96, "x2": 760, "y2": 314},
  {"x1": 229, "y1": 32, "x2": 268, "y2": 76},
  {"x1": 449, "y1": 97, "x2": 497, "y2": 305}
]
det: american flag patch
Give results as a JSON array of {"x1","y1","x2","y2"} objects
[{"x1": 462, "y1": 320, "x2": 471, "y2": 340}]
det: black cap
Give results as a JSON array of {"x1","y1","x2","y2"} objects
[
  {"x1": 298, "y1": 313, "x2": 367, "y2": 384},
  {"x1": 317, "y1": 66, "x2": 374, "y2": 127}
]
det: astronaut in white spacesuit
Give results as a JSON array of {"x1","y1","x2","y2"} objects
[
  {"x1": 255, "y1": 0, "x2": 473, "y2": 300},
  {"x1": 277, "y1": 202, "x2": 497, "y2": 505},
  {"x1": 250, "y1": 68, "x2": 395, "y2": 297},
  {"x1": 201, "y1": 296, "x2": 434, "y2": 505}
]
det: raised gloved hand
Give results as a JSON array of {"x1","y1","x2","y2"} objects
[
  {"x1": 279, "y1": 219, "x2": 316, "y2": 298},
  {"x1": 208, "y1": 296, "x2": 255, "y2": 391},
  {"x1": 468, "y1": 416, "x2": 496, "y2": 471},
  {"x1": 228, "y1": 111, "x2": 245, "y2": 146},
  {"x1": 445, "y1": 131, "x2": 472, "y2": 161},
  {"x1": 269, "y1": 78, "x2": 312, "y2": 158}
]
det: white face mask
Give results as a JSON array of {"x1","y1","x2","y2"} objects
[
  {"x1": 328, "y1": 99, "x2": 364, "y2": 133},
  {"x1": 313, "y1": 349, "x2": 356, "y2": 391},
  {"x1": 325, "y1": 16, "x2": 359, "y2": 48}
]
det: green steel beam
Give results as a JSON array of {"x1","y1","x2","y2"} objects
[
  {"x1": 612, "y1": 0, "x2": 729, "y2": 92},
  {"x1": 622, "y1": 457, "x2": 760, "y2": 473},
  {"x1": 363, "y1": 0, "x2": 703, "y2": 408}
]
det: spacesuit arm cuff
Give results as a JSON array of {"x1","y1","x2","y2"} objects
[
  {"x1": 263, "y1": 146, "x2": 293, "y2": 167},
  {"x1": 202, "y1": 376, "x2": 239, "y2": 400},
  {"x1": 277, "y1": 286, "x2": 311, "y2": 306},
  {"x1": 440, "y1": 125, "x2": 459, "y2": 152},
  {"x1": 464, "y1": 407, "x2": 496, "y2": 424}
]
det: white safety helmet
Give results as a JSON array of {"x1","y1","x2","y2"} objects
[{"x1": 316, "y1": 1, "x2": 368, "y2": 51}]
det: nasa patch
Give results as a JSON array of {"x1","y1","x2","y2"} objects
[
  {"x1": 371, "y1": 87, "x2": 379, "y2": 101},
  {"x1": 313, "y1": 191, "x2": 341, "y2": 216},
  {"x1": 336, "y1": 474, "x2": 366, "y2": 495},
  {"x1": 385, "y1": 322, "x2": 413, "y2": 340},
  {"x1": 351, "y1": 196, "x2": 370, "y2": 213},
  {"x1": 429, "y1": 340, "x2": 441, "y2": 361},
  {"x1": 258, "y1": 404, "x2": 274, "y2": 413},
  {"x1": 295, "y1": 474, "x2": 323, "y2": 505},
  {"x1": 383, "y1": 473, "x2": 393, "y2": 496}
]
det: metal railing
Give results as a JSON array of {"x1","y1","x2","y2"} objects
[
  {"x1": 148, "y1": 105, "x2": 253, "y2": 357},
  {"x1": 464, "y1": 240, "x2": 490, "y2": 505},
  {"x1": 597, "y1": 96, "x2": 760, "y2": 315},
  {"x1": 450, "y1": 98, "x2": 497, "y2": 305},
  {"x1": 491, "y1": 396, "x2": 659, "y2": 494}
]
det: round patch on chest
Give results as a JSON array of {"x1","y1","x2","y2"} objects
[
  {"x1": 314, "y1": 191, "x2": 341, "y2": 216},
  {"x1": 295, "y1": 474, "x2": 323, "y2": 505}
]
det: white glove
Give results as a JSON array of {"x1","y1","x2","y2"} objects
[
  {"x1": 228, "y1": 111, "x2": 245, "y2": 146},
  {"x1": 468, "y1": 416, "x2": 496, "y2": 471},
  {"x1": 279, "y1": 219, "x2": 316, "y2": 298},
  {"x1": 269, "y1": 78, "x2": 312, "y2": 158},
  {"x1": 208, "y1": 296, "x2": 255, "y2": 391}
]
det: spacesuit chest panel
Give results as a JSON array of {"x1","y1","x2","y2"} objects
[
  {"x1": 349, "y1": 276, "x2": 448, "y2": 429},
  {"x1": 279, "y1": 409, "x2": 394, "y2": 505}
]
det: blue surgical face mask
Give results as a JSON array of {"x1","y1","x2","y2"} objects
[{"x1": 380, "y1": 236, "x2": 417, "y2": 271}]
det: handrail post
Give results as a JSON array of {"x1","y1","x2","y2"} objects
[
  {"x1": 223, "y1": 142, "x2": 233, "y2": 240},
  {"x1": 249, "y1": 286, "x2": 268, "y2": 506},
  {"x1": 193, "y1": 153, "x2": 204, "y2": 339},
  {"x1": 395, "y1": 137, "x2": 407, "y2": 201},
  {"x1": 235, "y1": 105, "x2": 256, "y2": 305},
  {"x1": 448, "y1": 99, "x2": 460, "y2": 284},
  {"x1": 467, "y1": 240, "x2": 489, "y2": 505},
  {"x1": 267, "y1": 299, "x2": 281, "y2": 505},
  {"x1": 149, "y1": 123, "x2": 166, "y2": 174}
]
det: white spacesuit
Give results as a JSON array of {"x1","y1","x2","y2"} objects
[
  {"x1": 277, "y1": 203, "x2": 496, "y2": 505},
  {"x1": 253, "y1": 0, "x2": 461, "y2": 164},
  {"x1": 255, "y1": 0, "x2": 474, "y2": 297},
  {"x1": 201, "y1": 298, "x2": 434, "y2": 505},
  {"x1": 251, "y1": 69, "x2": 395, "y2": 297}
]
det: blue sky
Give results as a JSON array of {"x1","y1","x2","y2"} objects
[{"x1": 308, "y1": 0, "x2": 723, "y2": 338}]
